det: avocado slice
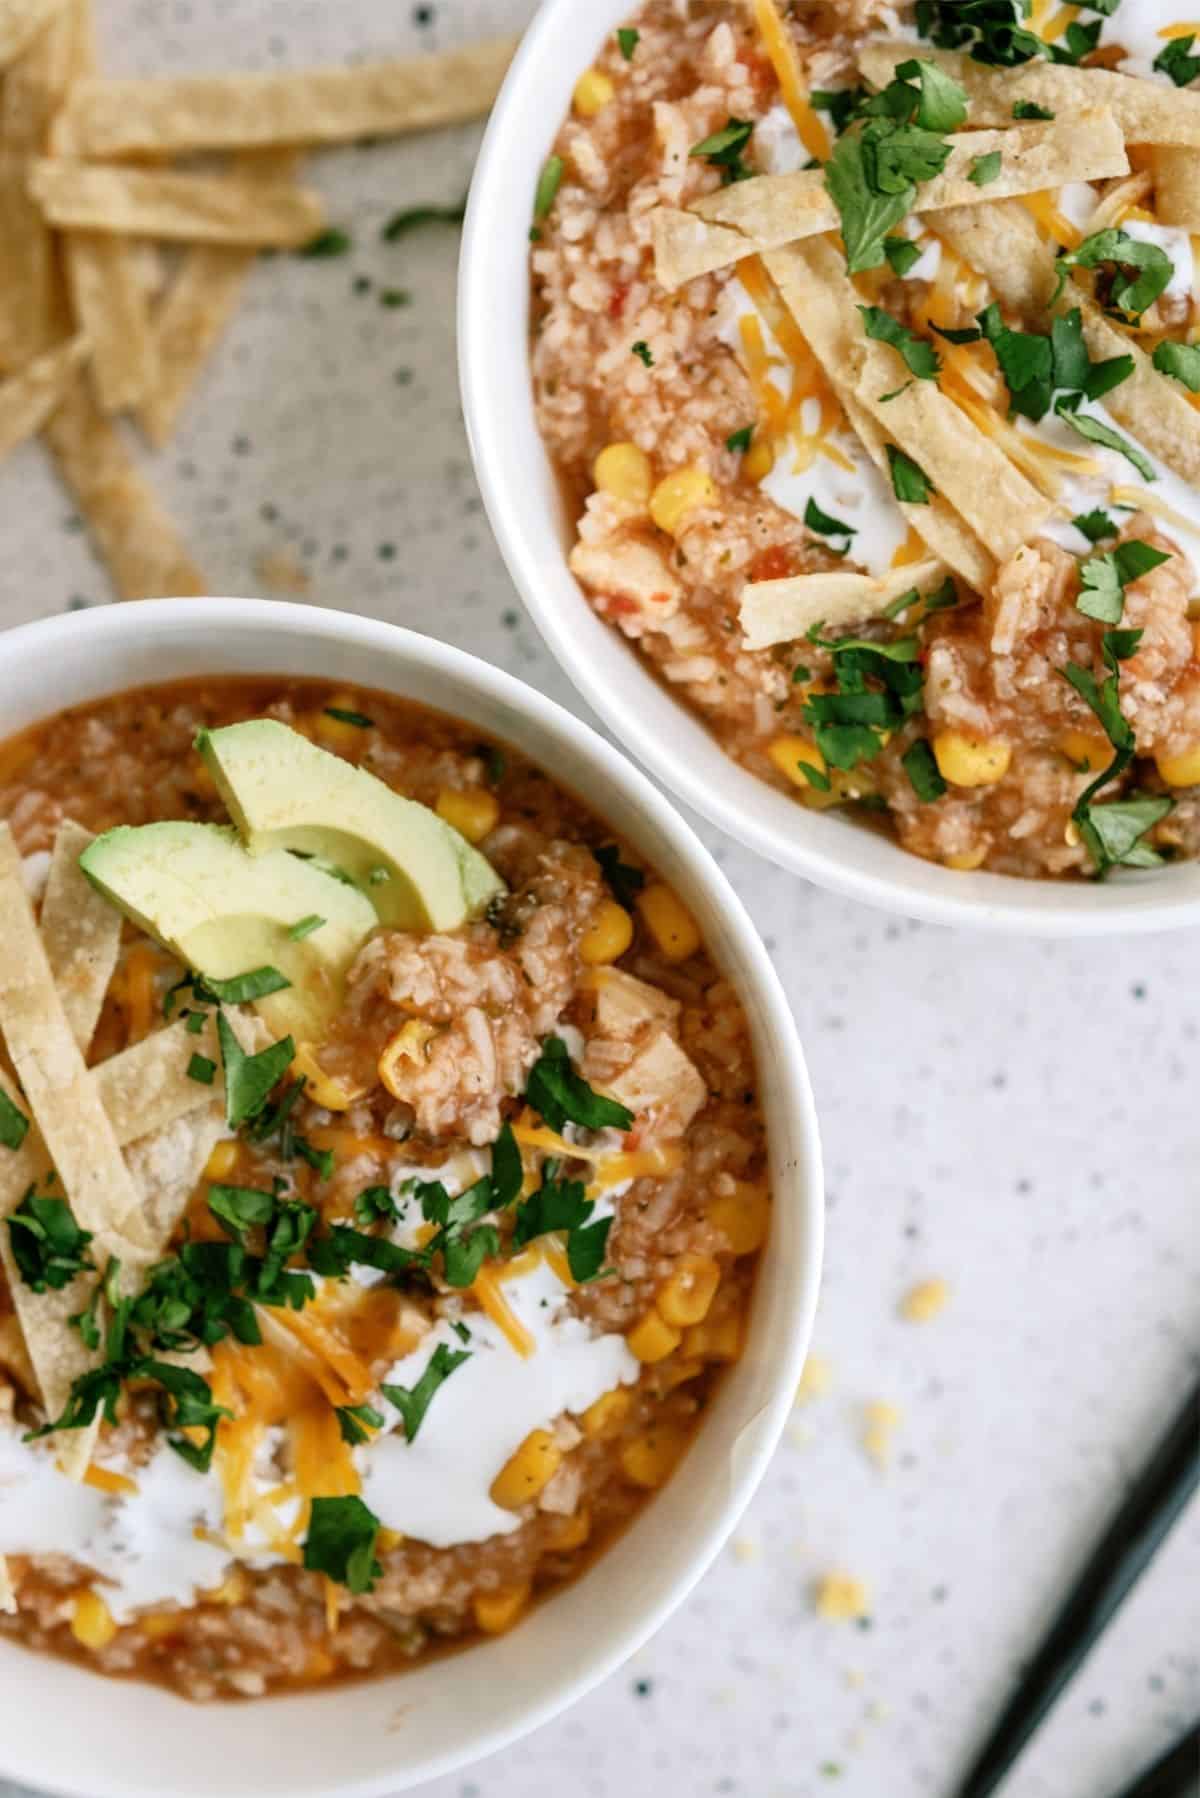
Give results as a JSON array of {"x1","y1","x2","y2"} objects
[
  {"x1": 196, "y1": 719, "x2": 505, "y2": 931},
  {"x1": 79, "y1": 822, "x2": 378, "y2": 1042}
]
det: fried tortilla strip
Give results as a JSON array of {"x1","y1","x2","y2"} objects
[
  {"x1": 0, "y1": 0, "x2": 65, "y2": 71},
  {"x1": 0, "y1": 825, "x2": 145, "y2": 1242},
  {"x1": 39, "y1": 821, "x2": 120, "y2": 1056},
  {"x1": 764, "y1": 238, "x2": 1051, "y2": 561},
  {"x1": 0, "y1": 2, "x2": 78, "y2": 368},
  {"x1": 64, "y1": 234, "x2": 159, "y2": 413},
  {"x1": 54, "y1": 36, "x2": 519, "y2": 157},
  {"x1": 94, "y1": 1013, "x2": 223, "y2": 1145},
  {"x1": 125, "y1": 1103, "x2": 224, "y2": 1246},
  {"x1": 0, "y1": 1556, "x2": 14, "y2": 1614},
  {"x1": 139, "y1": 151, "x2": 300, "y2": 447},
  {"x1": 44, "y1": 377, "x2": 207, "y2": 600},
  {"x1": 741, "y1": 556, "x2": 946, "y2": 648},
  {"x1": 654, "y1": 112, "x2": 1127, "y2": 288},
  {"x1": 931, "y1": 202, "x2": 1200, "y2": 487},
  {"x1": 29, "y1": 158, "x2": 325, "y2": 247},
  {"x1": 1151, "y1": 147, "x2": 1200, "y2": 230},
  {"x1": 0, "y1": 334, "x2": 88, "y2": 459},
  {"x1": 858, "y1": 41, "x2": 1200, "y2": 147}
]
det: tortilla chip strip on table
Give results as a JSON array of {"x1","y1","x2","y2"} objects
[
  {"x1": 29, "y1": 158, "x2": 326, "y2": 247},
  {"x1": 0, "y1": 0, "x2": 78, "y2": 370},
  {"x1": 39, "y1": 820, "x2": 120, "y2": 1053},
  {"x1": 931, "y1": 200, "x2": 1200, "y2": 489},
  {"x1": 0, "y1": 333, "x2": 88, "y2": 458},
  {"x1": 652, "y1": 111, "x2": 1128, "y2": 288},
  {"x1": 763, "y1": 237, "x2": 1052, "y2": 563},
  {"x1": 0, "y1": 0, "x2": 66, "y2": 71},
  {"x1": 44, "y1": 376, "x2": 206, "y2": 599},
  {"x1": 858, "y1": 41, "x2": 1200, "y2": 146},
  {"x1": 741, "y1": 555, "x2": 947, "y2": 649},
  {"x1": 53, "y1": 35, "x2": 518, "y2": 157}
]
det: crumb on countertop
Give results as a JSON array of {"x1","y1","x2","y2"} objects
[
  {"x1": 900, "y1": 1277, "x2": 951, "y2": 1323},
  {"x1": 813, "y1": 1572, "x2": 871, "y2": 1622},
  {"x1": 861, "y1": 1400, "x2": 901, "y2": 1470},
  {"x1": 795, "y1": 1352, "x2": 833, "y2": 1405}
]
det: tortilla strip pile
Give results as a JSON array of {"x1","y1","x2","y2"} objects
[{"x1": 0, "y1": 1, "x2": 516, "y2": 602}]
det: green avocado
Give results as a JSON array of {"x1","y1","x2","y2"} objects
[
  {"x1": 195, "y1": 718, "x2": 504, "y2": 930},
  {"x1": 79, "y1": 822, "x2": 378, "y2": 1042}
]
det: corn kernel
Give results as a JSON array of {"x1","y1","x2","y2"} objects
[
  {"x1": 376, "y1": 1526, "x2": 405, "y2": 1553},
  {"x1": 658, "y1": 1356, "x2": 705, "y2": 1393},
  {"x1": 932, "y1": 730, "x2": 1012, "y2": 788},
  {"x1": 378, "y1": 1021, "x2": 439, "y2": 1098},
  {"x1": 580, "y1": 1386, "x2": 633, "y2": 1439},
  {"x1": 636, "y1": 883, "x2": 701, "y2": 963},
  {"x1": 203, "y1": 1568, "x2": 248, "y2": 1606},
  {"x1": 768, "y1": 735, "x2": 827, "y2": 792},
  {"x1": 649, "y1": 465, "x2": 717, "y2": 536},
  {"x1": 316, "y1": 696, "x2": 369, "y2": 755},
  {"x1": 682, "y1": 1306, "x2": 743, "y2": 1363},
  {"x1": 813, "y1": 1571, "x2": 870, "y2": 1622},
  {"x1": 626, "y1": 1308, "x2": 682, "y2": 1364},
  {"x1": 743, "y1": 438, "x2": 775, "y2": 483},
  {"x1": 943, "y1": 845, "x2": 988, "y2": 872},
  {"x1": 573, "y1": 69, "x2": 615, "y2": 117},
  {"x1": 474, "y1": 1582, "x2": 532, "y2": 1634},
  {"x1": 204, "y1": 1140, "x2": 239, "y2": 1181},
  {"x1": 900, "y1": 1277, "x2": 950, "y2": 1324},
  {"x1": 138, "y1": 1611, "x2": 180, "y2": 1639},
  {"x1": 620, "y1": 1423, "x2": 690, "y2": 1490},
  {"x1": 305, "y1": 1646, "x2": 336, "y2": 1679},
  {"x1": 594, "y1": 442, "x2": 653, "y2": 507},
  {"x1": 551, "y1": 1505, "x2": 592, "y2": 1551},
  {"x1": 706, "y1": 1181, "x2": 770, "y2": 1256},
  {"x1": 292, "y1": 1043, "x2": 366, "y2": 1113},
  {"x1": 71, "y1": 1590, "x2": 117, "y2": 1650},
  {"x1": 1155, "y1": 744, "x2": 1200, "y2": 788},
  {"x1": 436, "y1": 786, "x2": 499, "y2": 844},
  {"x1": 579, "y1": 899, "x2": 634, "y2": 966},
  {"x1": 656, "y1": 1255, "x2": 721, "y2": 1328},
  {"x1": 490, "y1": 1429, "x2": 563, "y2": 1509},
  {"x1": 1057, "y1": 727, "x2": 1111, "y2": 772}
]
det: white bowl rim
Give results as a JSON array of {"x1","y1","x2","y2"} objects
[
  {"x1": 458, "y1": 0, "x2": 1200, "y2": 938},
  {"x1": 0, "y1": 596, "x2": 823, "y2": 1798}
]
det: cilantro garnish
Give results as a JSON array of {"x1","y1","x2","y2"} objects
[
  {"x1": 886, "y1": 445, "x2": 934, "y2": 504},
  {"x1": 804, "y1": 496, "x2": 858, "y2": 539},
  {"x1": 354, "y1": 1185, "x2": 400, "y2": 1226},
  {"x1": 216, "y1": 1012, "x2": 295, "y2": 1130},
  {"x1": 823, "y1": 61, "x2": 964, "y2": 272},
  {"x1": 288, "y1": 914, "x2": 325, "y2": 941},
  {"x1": 1059, "y1": 629, "x2": 1174, "y2": 875},
  {"x1": 631, "y1": 341, "x2": 654, "y2": 367},
  {"x1": 323, "y1": 706, "x2": 374, "y2": 728},
  {"x1": 968, "y1": 150, "x2": 1002, "y2": 186},
  {"x1": 187, "y1": 1053, "x2": 215, "y2": 1086},
  {"x1": 725, "y1": 425, "x2": 754, "y2": 454},
  {"x1": 811, "y1": 87, "x2": 868, "y2": 135},
  {"x1": 381, "y1": 199, "x2": 466, "y2": 242},
  {"x1": 1080, "y1": 795, "x2": 1175, "y2": 870},
  {"x1": 0, "y1": 1088, "x2": 29, "y2": 1151},
  {"x1": 513, "y1": 1169, "x2": 615, "y2": 1283},
  {"x1": 617, "y1": 26, "x2": 639, "y2": 59},
  {"x1": 1054, "y1": 400, "x2": 1156, "y2": 481},
  {"x1": 532, "y1": 156, "x2": 564, "y2": 229},
  {"x1": 1154, "y1": 34, "x2": 1200, "y2": 86},
  {"x1": 1073, "y1": 509, "x2": 1117, "y2": 543},
  {"x1": 526, "y1": 1037, "x2": 634, "y2": 1134},
  {"x1": 1076, "y1": 541, "x2": 1171, "y2": 624},
  {"x1": 930, "y1": 322, "x2": 983, "y2": 345},
  {"x1": 977, "y1": 302, "x2": 1053, "y2": 417},
  {"x1": 1013, "y1": 100, "x2": 1054, "y2": 119},
  {"x1": 1047, "y1": 16, "x2": 1102, "y2": 64},
  {"x1": 901, "y1": 738, "x2": 946, "y2": 802},
  {"x1": 883, "y1": 235, "x2": 923, "y2": 276},
  {"x1": 858, "y1": 306, "x2": 940, "y2": 380},
  {"x1": 594, "y1": 843, "x2": 645, "y2": 908},
  {"x1": 690, "y1": 117, "x2": 755, "y2": 185},
  {"x1": 336, "y1": 1403, "x2": 384, "y2": 1446},
  {"x1": 7, "y1": 1188, "x2": 94, "y2": 1292},
  {"x1": 914, "y1": 0, "x2": 1044, "y2": 65},
  {"x1": 303, "y1": 1494, "x2": 383, "y2": 1593},
  {"x1": 308, "y1": 1223, "x2": 425, "y2": 1281},
  {"x1": 382, "y1": 1341, "x2": 470, "y2": 1443},
  {"x1": 1055, "y1": 229, "x2": 1173, "y2": 322},
  {"x1": 203, "y1": 966, "x2": 290, "y2": 1005},
  {"x1": 1152, "y1": 340, "x2": 1200, "y2": 394},
  {"x1": 801, "y1": 629, "x2": 924, "y2": 770},
  {"x1": 299, "y1": 228, "x2": 352, "y2": 258}
]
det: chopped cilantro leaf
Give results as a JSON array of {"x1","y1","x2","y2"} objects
[
  {"x1": 1084, "y1": 354, "x2": 1135, "y2": 402},
  {"x1": 513, "y1": 1173, "x2": 592, "y2": 1249},
  {"x1": 216, "y1": 1013, "x2": 295, "y2": 1130},
  {"x1": 690, "y1": 117, "x2": 755, "y2": 184},
  {"x1": 1154, "y1": 34, "x2": 1200, "y2": 85},
  {"x1": 1054, "y1": 402, "x2": 1156, "y2": 481},
  {"x1": 323, "y1": 706, "x2": 374, "y2": 728},
  {"x1": 299, "y1": 228, "x2": 352, "y2": 258},
  {"x1": 533, "y1": 156, "x2": 564, "y2": 225},
  {"x1": 1152, "y1": 340, "x2": 1200, "y2": 394},
  {"x1": 186, "y1": 1053, "x2": 215, "y2": 1086},
  {"x1": 930, "y1": 321, "x2": 983, "y2": 345},
  {"x1": 1055, "y1": 229, "x2": 1173, "y2": 321},
  {"x1": 811, "y1": 87, "x2": 867, "y2": 134},
  {"x1": 441, "y1": 1224, "x2": 499, "y2": 1287},
  {"x1": 1013, "y1": 100, "x2": 1055, "y2": 119},
  {"x1": 631, "y1": 340, "x2": 654, "y2": 367},
  {"x1": 336, "y1": 1403, "x2": 384, "y2": 1446},
  {"x1": 567, "y1": 1215, "x2": 614, "y2": 1283},
  {"x1": 978, "y1": 302, "x2": 1053, "y2": 418},
  {"x1": 617, "y1": 26, "x2": 639, "y2": 58},
  {"x1": 1073, "y1": 509, "x2": 1117, "y2": 543},
  {"x1": 208, "y1": 1181, "x2": 277, "y2": 1242},
  {"x1": 490, "y1": 1121, "x2": 523, "y2": 1212},
  {"x1": 796, "y1": 757, "x2": 832, "y2": 792},
  {"x1": 1084, "y1": 795, "x2": 1174, "y2": 868},
  {"x1": 354, "y1": 1185, "x2": 400, "y2": 1226},
  {"x1": 0, "y1": 1088, "x2": 29, "y2": 1151},
  {"x1": 382, "y1": 1342, "x2": 470, "y2": 1444},
  {"x1": 203, "y1": 966, "x2": 290, "y2": 1004},
  {"x1": 823, "y1": 131, "x2": 913, "y2": 274},
  {"x1": 914, "y1": 0, "x2": 1044, "y2": 65},
  {"x1": 303, "y1": 1494, "x2": 383, "y2": 1593},
  {"x1": 968, "y1": 150, "x2": 1002, "y2": 186},
  {"x1": 889, "y1": 57, "x2": 969, "y2": 132},
  {"x1": 883, "y1": 235, "x2": 923, "y2": 276},
  {"x1": 1077, "y1": 540, "x2": 1171, "y2": 624},
  {"x1": 288, "y1": 914, "x2": 325, "y2": 941},
  {"x1": 725, "y1": 425, "x2": 754, "y2": 453},
  {"x1": 381, "y1": 199, "x2": 466, "y2": 241},
  {"x1": 7, "y1": 1189, "x2": 94, "y2": 1292},
  {"x1": 526, "y1": 1037, "x2": 634, "y2": 1134},
  {"x1": 902, "y1": 738, "x2": 946, "y2": 802},
  {"x1": 593, "y1": 843, "x2": 646, "y2": 907},
  {"x1": 1049, "y1": 308, "x2": 1090, "y2": 393},
  {"x1": 1049, "y1": 17, "x2": 1102, "y2": 63},
  {"x1": 308, "y1": 1223, "x2": 425, "y2": 1281},
  {"x1": 886, "y1": 444, "x2": 933, "y2": 503},
  {"x1": 858, "y1": 305, "x2": 940, "y2": 379},
  {"x1": 804, "y1": 496, "x2": 858, "y2": 538}
]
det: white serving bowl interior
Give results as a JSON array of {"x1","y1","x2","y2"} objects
[
  {"x1": 459, "y1": 0, "x2": 1200, "y2": 936},
  {"x1": 0, "y1": 598, "x2": 822, "y2": 1798}
]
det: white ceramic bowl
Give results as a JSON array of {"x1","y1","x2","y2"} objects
[
  {"x1": 0, "y1": 597, "x2": 822, "y2": 1798},
  {"x1": 459, "y1": 0, "x2": 1200, "y2": 936}
]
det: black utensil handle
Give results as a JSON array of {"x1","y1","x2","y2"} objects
[
  {"x1": 1110, "y1": 1722, "x2": 1200, "y2": 1798},
  {"x1": 954, "y1": 1382, "x2": 1200, "y2": 1798}
]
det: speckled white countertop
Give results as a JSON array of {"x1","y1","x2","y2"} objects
[{"x1": 1, "y1": 4, "x2": 1198, "y2": 1796}]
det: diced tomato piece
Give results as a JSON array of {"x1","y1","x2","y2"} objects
[
  {"x1": 608, "y1": 282, "x2": 631, "y2": 321},
  {"x1": 749, "y1": 545, "x2": 796, "y2": 583}
]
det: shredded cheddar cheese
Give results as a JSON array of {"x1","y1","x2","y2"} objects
[
  {"x1": 83, "y1": 1464, "x2": 139, "y2": 1497},
  {"x1": 750, "y1": 0, "x2": 828, "y2": 162},
  {"x1": 1020, "y1": 191, "x2": 1083, "y2": 251},
  {"x1": 471, "y1": 1261, "x2": 537, "y2": 1358}
]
